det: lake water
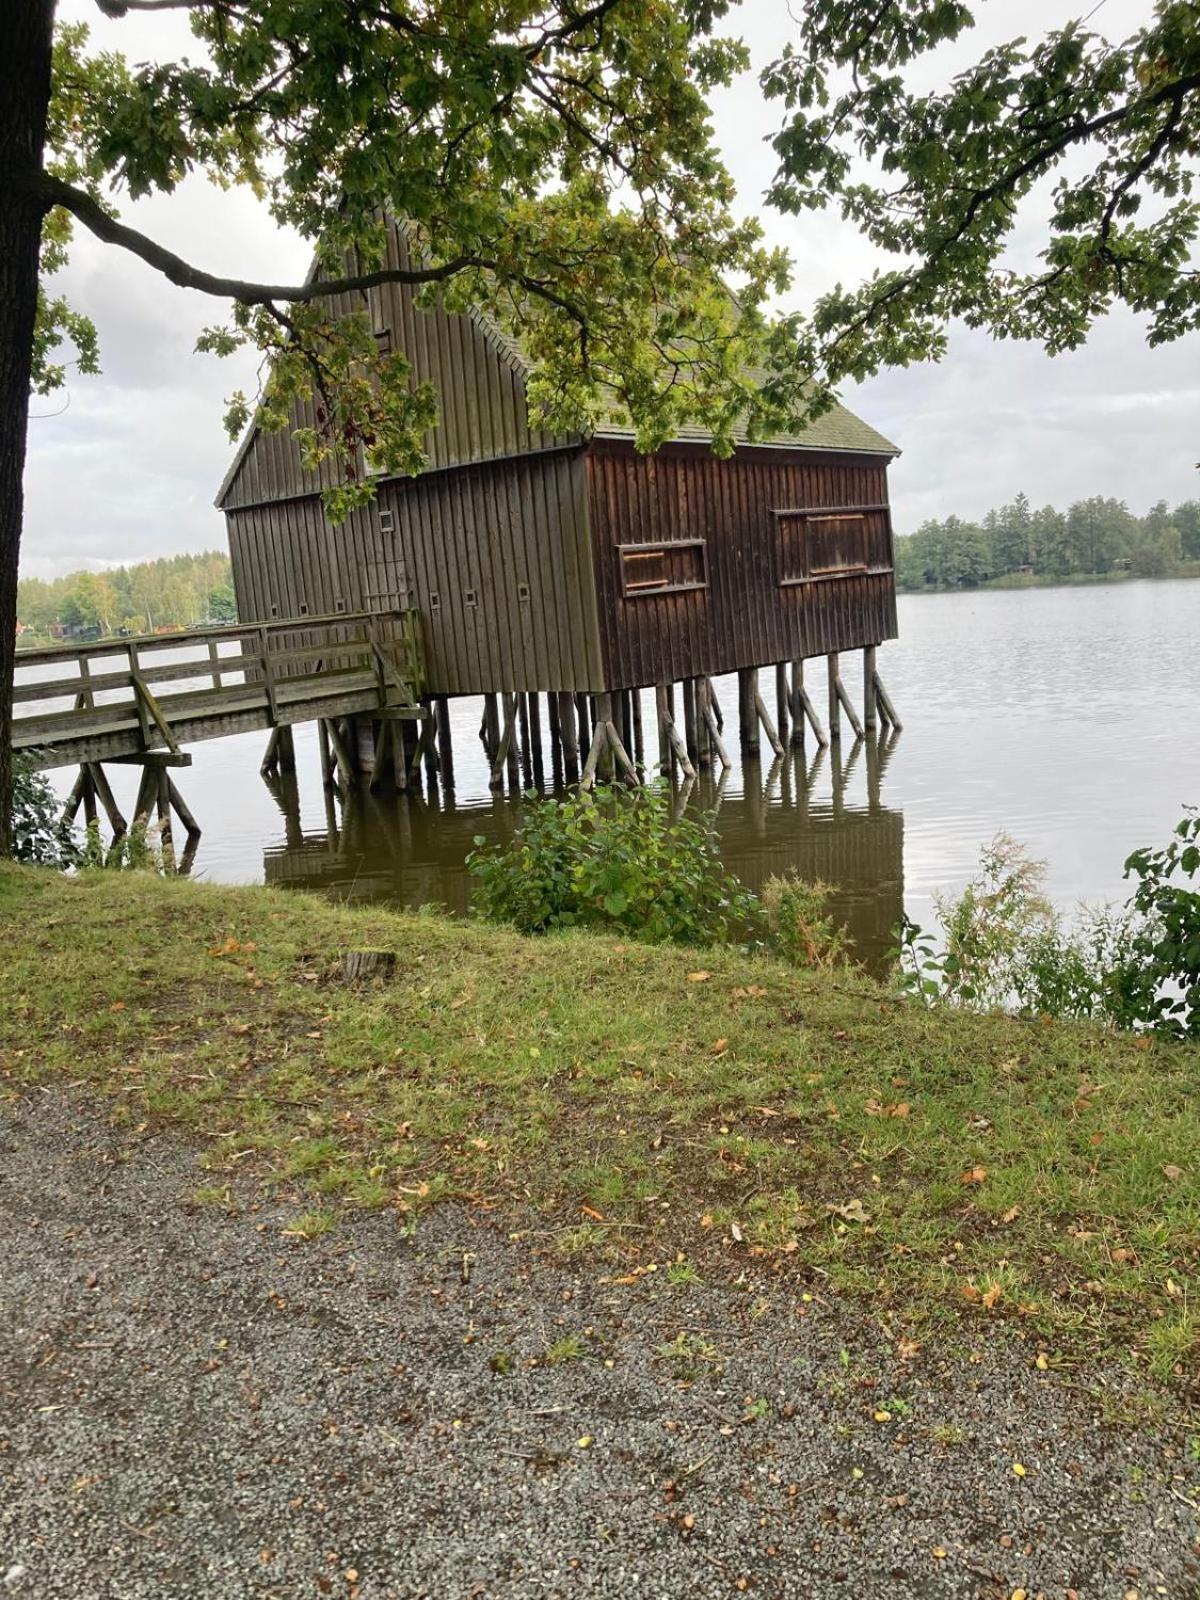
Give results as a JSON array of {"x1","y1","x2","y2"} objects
[{"x1": 45, "y1": 579, "x2": 1200, "y2": 966}]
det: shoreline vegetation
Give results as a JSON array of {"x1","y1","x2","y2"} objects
[
  {"x1": 895, "y1": 492, "x2": 1200, "y2": 594},
  {"x1": 2, "y1": 861, "x2": 1197, "y2": 1381},
  {"x1": 899, "y1": 562, "x2": 1200, "y2": 596}
]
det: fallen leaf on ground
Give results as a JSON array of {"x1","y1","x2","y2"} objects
[
  {"x1": 686, "y1": 971, "x2": 710, "y2": 983},
  {"x1": 959, "y1": 1166, "x2": 988, "y2": 1186},
  {"x1": 1163, "y1": 1164, "x2": 1185, "y2": 1180}
]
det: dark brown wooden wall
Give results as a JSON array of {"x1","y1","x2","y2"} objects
[
  {"x1": 585, "y1": 441, "x2": 898, "y2": 690},
  {"x1": 227, "y1": 446, "x2": 604, "y2": 696}
]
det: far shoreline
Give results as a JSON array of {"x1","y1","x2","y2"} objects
[{"x1": 897, "y1": 563, "x2": 1200, "y2": 597}]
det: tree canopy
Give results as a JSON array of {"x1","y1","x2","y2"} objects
[{"x1": 763, "y1": 0, "x2": 1200, "y2": 384}]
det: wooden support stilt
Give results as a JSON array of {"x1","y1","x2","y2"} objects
[
  {"x1": 87, "y1": 764, "x2": 127, "y2": 839},
  {"x1": 873, "y1": 670, "x2": 903, "y2": 731},
  {"x1": 863, "y1": 646, "x2": 878, "y2": 733},
  {"x1": 483, "y1": 694, "x2": 501, "y2": 763},
  {"x1": 738, "y1": 669, "x2": 759, "y2": 755},
  {"x1": 575, "y1": 693, "x2": 591, "y2": 758},
  {"x1": 682, "y1": 678, "x2": 699, "y2": 763},
  {"x1": 518, "y1": 694, "x2": 533, "y2": 787},
  {"x1": 156, "y1": 765, "x2": 175, "y2": 867},
  {"x1": 701, "y1": 680, "x2": 731, "y2": 769},
  {"x1": 630, "y1": 688, "x2": 645, "y2": 771},
  {"x1": 325, "y1": 717, "x2": 358, "y2": 788},
  {"x1": 835, "y1": 672, "x2": 866, "y2": 741},
  {"x1": 790, "y1": 660, "x2": 829, "y2": 748},
  {"x1": 775, "y1": 663, "x2": 790, "y2": 749},
  {"x1": 580, "y1": 693, "x2": 638, "y2": 789},
  {"x1": 434, "y1": 697, "x2": 455, "y2": 789},
  {"x1": 132, "y1": 763, "x2": 158, "y2": 826},
  {"x1": 708, "y1": 680, "x2": 724, "y2": 731},
  {"x1": 753, "y1": 683, "x2": 786, "y2": 758},
  {"x1": 528, "y1": 693, "x2": 544, "y2": 785},
  {"x1": 369, "y1": 719, "x2": 394, "y2": 791},
  {"x1": 655, "y1": 684, "x2": 696, "y2": 781},
  {"x1": 559, "y1": 691, "x2": 579, "y2": 771},
  {"x1": 277, "y1": 724, "x2": 296, "y2": 775},
  {"x1": 260, "y1": 726, "x2": 281, "y2": 777},
  {"x1": 827, "y1": 653, "x2": 842, "y2": 743},
  {"x1": 580, "y1": 718, "x2": 607, "y2": 788},
  {"x1": 490, "y1": 693, "x2": 519, "y2": 790},
  {"x1": 166, "y1": 778, "x2": 201, "y2": 843},
  {"x1": 317, "y1": 719, "x2": 334, "y2": 790},
  {"x1": 61, "y1": 768, "x2": 87, "y2": 828}
]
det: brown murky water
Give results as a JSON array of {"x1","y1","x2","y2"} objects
[{"x1": 44, "y1": 580, "x2": 1200, "y2": 967}]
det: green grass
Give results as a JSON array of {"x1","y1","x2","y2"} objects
[{"x1": 2, "y1": 862, "x2": 1199, "y2": 1374}]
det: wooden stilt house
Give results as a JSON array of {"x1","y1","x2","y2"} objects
[{"x1": 217, "y1": 219, "x2": 901, "y2": 781}]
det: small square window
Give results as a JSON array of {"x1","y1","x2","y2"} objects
[
  {"x1": 517, "y1": 582, "x2": 530, "y2": 602},
  {"x1": 270, "y1": 604, "x2": 279, "y2": 617},
  {"x1": 373, "y1": 327, "x2": 393, "y2": 355},
  {"x1": 378, "y1": 508, "x2": 395, "y2": 534},
  {"x1": 429, "y1": 592, "x2": 441, "y2": 611},
  {"x1": 298, "y1": 603, "x2": 309, "y2": 616},
  {"x1": 335, "y1": 598, "x2": 347, "y2": 614},
  {"x1": 464, "y1": 588, "x2": 478, "y2": 607}
]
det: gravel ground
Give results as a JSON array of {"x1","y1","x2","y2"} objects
[{"x1": 1, "y1": 1091, "x2": 1198, "y2": 1600}]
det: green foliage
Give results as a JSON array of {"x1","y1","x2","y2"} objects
[
  {"x1": 39, "y1": 4, "x2": 817, "y2": 520},
  {"x1": 895, "y1": 493, "x2": 1193, "y2": 590},
  {"x1": 761, "y1": 872, "x2": 849, "y2": 970},
  {"x1": 7, "y1": 755, "x2": 77, "y2": 869},
  {"x1": 81, "y1": 818, "x2": 166, "y2": 876},
  {"x1": 17, "y1": 551, "x2": 234, "y2": 643},
  {"x1": 896, "y1": 818, "x2": 1200, "y2": 1036},
  {"x1": 763, "y1": 3, "x2": 1200, "y2": 384},
  {"x1": 467, "y1": 785, "x2": 760, "y2": 947},
  {"x1": 1118, "y1": 811, "x2": 1200, "y2": 1037}
]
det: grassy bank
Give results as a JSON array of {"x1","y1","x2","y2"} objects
[{"x1": 2, "y1": 863, "x2": 1198, "y2": 1376}]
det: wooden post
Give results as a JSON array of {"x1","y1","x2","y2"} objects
[
  {"x1": 87, "y1": 763, "x2": 127, "y2": 839},
  {"x1": 835, "y1": 671, "x2": 866, "y2": 741},
  {"x1": 518, "y1": 693, "x2": 533, "y2": 787},
  {"x1": 863, "y1": 646, "x2": 878, "y2": 734},
  {"x1": 317, "y1": 719, "x2": 335, "y2": 790},
  {"x1": 791, "y1": 659, "x2": 830, "y2": 748},
  {"x1": 680, "y1": 678, "x2": 697, "y2": 764},
  {"x1": 559, "y1": 691, "x2": 579, "y2": 771},
  {"x1": 325, "y1": 718, "x2": 358, "y2": 788},
  {"x1": 260, "y1": 726, "x2": 281, "y2": 777},
  {"x1": 276, "y1": 724, "x2": 296, "y2": 775},
  {"x1": 630, "y1": 688, "x2": 645, "y2": 771},
  {"x1": 753, "y1": 682, "x2": 786, "y2": 758},
  {"x1": 167, "y1": 777, "x2": 201, "y2": 844},
  {"x1": 788, "y1": 659, "x2": 804, "y2": 745},
  {"x1": 738, "y1": 669, "x2": 759, "y2": 756},
  {"x1": 434, "y1": 696, "x2": 455, "y2": 789},
  {"x1": 483, "y1": 694, "x2": 501, "y2": 763},
  {"x1": 775, "y1": 663, "x2": 790, "y2": 749},
  {"x1": 874, "y1": 670, "x2": 903, "y2": 731},
  {"x1": 701, "y1": 680, "x2": 731, "y2": 770},
  {"x1": 80, "y1": 768, "x2": 97, "y2": 828},
  {"x1": 528, "y1": 692, "x2": 544, "y2": 786},
  {"x1": 827, "y1": 653, "x2": 841, "y2": 743}
]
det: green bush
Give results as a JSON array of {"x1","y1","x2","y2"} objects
[
  {"x1": 7, "y1": 754, "x2": 78, "y2": 869},
  {"x1": 467, "y1": 784, "x2": 761, "y2": 946},
  {"x1": 1116, "y1": 810, "x2": 1200, "y2": 1036}
]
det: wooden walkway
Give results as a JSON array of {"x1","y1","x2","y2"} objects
[{"x1": 14, "y1": 611, "x2": 423, "y2": 772}]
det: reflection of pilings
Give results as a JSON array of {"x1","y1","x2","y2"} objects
[
  {"x1": 528, "y1": 693, "x2": 544, "y2": 787},
  {"x1": 261, "y1": 768, "x2": 305, "y2": 849}
]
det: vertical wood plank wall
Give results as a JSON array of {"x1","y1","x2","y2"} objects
[
  {"x1": 227, "y1": 446, "x2": 604, "y2": 695},
  {"x1": 585, "y1": 441, "x2": 898, "y2": 690}
]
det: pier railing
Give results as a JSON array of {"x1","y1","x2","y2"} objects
[{"x1": 14, "y1": 609, "x2": 424, "y2": 772}]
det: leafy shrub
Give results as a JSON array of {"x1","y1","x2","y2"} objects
[
  {"x1": 81, "y1": 817, "x2": 166, "y2": 874},
  {"x1": 467, "y1": 784, "x2": 761, "y2": 946},
  {"x1": 1116, "y1": 810, "x2": 1200, "y2": 1036},
  {"x1": 7, "y1": 754, "x2": 78, "y2": 868},
  {"x1": 762, "y1": 872, "x2": 849, "y2": 969},
  {"x1": 896, "y1": 817, "x2": 1200, "y2": 1036}
]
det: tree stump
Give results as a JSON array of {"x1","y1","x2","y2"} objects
[{"x1": 343, "y1": 949, "x2": 397, "y2": 982}]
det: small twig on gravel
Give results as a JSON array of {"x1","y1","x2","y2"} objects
[{"x1": 1169, "y1": 1485, "x2": 1199, "y2": 1510}]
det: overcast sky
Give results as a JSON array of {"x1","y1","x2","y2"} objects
[{"x1": 21, "y1": 0, "x2": 1196, "y2": 580}]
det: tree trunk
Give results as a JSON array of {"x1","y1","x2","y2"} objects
[{"x1": 0, "y1": 0, "x2": 55, "y2": 854}]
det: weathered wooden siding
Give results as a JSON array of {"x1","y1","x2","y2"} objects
[
  {"x1": 227, "y1": 446, "x2": 603, "y2": 695},
  {"x1": 586, "y1": 441, "x2": 897, "y2": 689},
  {"x1": 219, "y1": 222, "x2": 565, "y2": 512}
]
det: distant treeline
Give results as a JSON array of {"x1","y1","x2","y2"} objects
[
  {"x1": 17, "y1": 551, "x2": 234, "y2": 643},
  {"x1": 895, "y1": 495, "x2": 1200, "y2": 591}
]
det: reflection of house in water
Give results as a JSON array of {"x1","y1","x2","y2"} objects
[{"x1": 262, "y1": 731, "x2": 904, "y2": 971}]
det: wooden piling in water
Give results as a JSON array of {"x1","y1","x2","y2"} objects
[
  {"x1": 738, "y1": 669, "x2": 759, "y2": 756},
  {"x1": 863, "y1": 646, "x2": 878, "y2": 733}
]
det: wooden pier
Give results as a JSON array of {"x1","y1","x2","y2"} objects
[{"x1": 13, "y1": 610, "x2": 424, "y2": 850}]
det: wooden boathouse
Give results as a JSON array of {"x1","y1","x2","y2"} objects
[{"x1": 216, "y1": 218, "x2": 902, "y2": 787}]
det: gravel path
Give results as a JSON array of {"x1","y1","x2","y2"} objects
[{"x1": 1, "y1": 1091, "x2": 1197, "y2": 1600}]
